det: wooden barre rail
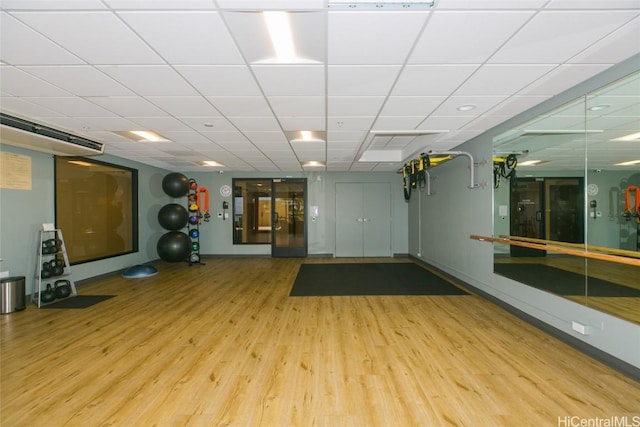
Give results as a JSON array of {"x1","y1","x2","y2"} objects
[
  {"x1": 470, "y1": 234, "x2": 640, "y2": 268},
  {"x1": 499, "y1": 235, "x2": 640, "y2": 259}
]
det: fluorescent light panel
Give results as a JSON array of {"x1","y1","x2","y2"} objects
[
  {"x1": 264, "y1": 11, "x2": 296, "y2": 61},
  {"x1": 611, "y1": 132, "x2": 640, "y2": 142},
  {"x1": 614, "y1": 160, "x2": 640, "y2": 166}
]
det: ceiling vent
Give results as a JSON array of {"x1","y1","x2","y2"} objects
[{"x1": 0, "y1": 113, "x2": 104, "y2": 156}]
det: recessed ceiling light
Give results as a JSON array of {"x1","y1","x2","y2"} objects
[
  {"x1": 611, "y1": 132, "x2": 640, "y2": 142},
  {"x1": 588, "y1": 104, "x2": 611, "y2": 111},
  {"x1": 199, "y1": 160, "x2": 224, "y2": 167},
  {"x1": 264, "y1": 11, "x2": 296, "y2": 61},
  {"x1": 519, "y1": 160, "x2": 548, "y2": 166},
  {"x1": 302, "y1": 160, "x2": 325, "y2": 167},
  {"x1": 129, "y1": 130, "x2": 170, "y2": 142},
  {"x1": 614, "y1": 160, "x2": 640, "y2": 166},
  {"x1": 457, "y1": 104, "x2": 476, "y2": 111}
]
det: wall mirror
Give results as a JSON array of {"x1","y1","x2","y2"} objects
[{"x1": 493, "y1": 70, "x2": 640, "y2": 324}]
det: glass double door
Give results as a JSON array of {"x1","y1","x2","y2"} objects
[
  {"x1": 509, "y1": 177, "x2": 583, "y2": 257},
  {"x1": 232, "y1": 178, "x2": 307, "y2": 257},
  {"x1": 272, "y1": 178, "x2": 307, "y2": 257}
]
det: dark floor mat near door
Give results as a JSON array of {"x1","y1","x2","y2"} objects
[{"x1": 290, "y1": 263, "x2": 468, "y2": 296}]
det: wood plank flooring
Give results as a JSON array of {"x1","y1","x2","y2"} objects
[{"x1": 1, "y1": 257, "x2": 639, "y2": 426}]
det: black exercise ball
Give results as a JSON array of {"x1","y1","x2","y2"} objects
[
  {"x1": 162, "y1": 173, "x2": 189, "y2": 198},
  {"x1": 158, "y1": 203, "x2": 189, "y2": 231},
  {"x1": 157, "y1": 231, "x2": 191, "y2": 262}
]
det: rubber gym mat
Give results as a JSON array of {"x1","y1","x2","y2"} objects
[
  {"x1": 41, "y1": 295, "x2": 115, "y2": 309},
  {"x1": 290, "y1": 263, "x2": 469, "y2": 296},
  {"x1": 494, "y1": 263, "x2": 640, "y2": 297}
]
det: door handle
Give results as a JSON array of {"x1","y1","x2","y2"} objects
[
  {"x1": 356, "y1": 218, "x2": 363, "y2": 222},
  {"x1": 535, "y1": 211, "x2": 542, "y2": 222}
]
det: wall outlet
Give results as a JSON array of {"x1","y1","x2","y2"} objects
[{"x1": 572, "y1": 321, "x2": 589, "y2": 335}]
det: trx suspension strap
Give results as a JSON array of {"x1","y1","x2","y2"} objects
[
  {"x1": 623, "y1": 185, "x2": 640, "y2": 223},
  {"x1": 197, "y1": 187, "x2": 210, "y2": 222}
]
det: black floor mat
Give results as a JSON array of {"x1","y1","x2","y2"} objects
[
  {"x1": 494, "y1": 264, "x2": 640, "y2": 297},
  {"x1": 41, "y1": 295, "x2": 115, "y2": 309},
  {"x1": 290, "y1": 263, "x2": 468, "y2": 296}
]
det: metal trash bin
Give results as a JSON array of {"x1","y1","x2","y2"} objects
[{"x1": 1, "y1": 276, "x2": 26, "y2": 314}]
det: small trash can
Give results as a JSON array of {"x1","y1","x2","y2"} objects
[{"x1": 1, "y1": 276, "x2": 26, "y2": 314}]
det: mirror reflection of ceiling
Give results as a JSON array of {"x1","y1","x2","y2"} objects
[{"x1": 493, "y1": 70, "x2": 640, "y2": 172}]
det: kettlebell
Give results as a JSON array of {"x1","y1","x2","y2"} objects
[
  {"x1": 189, "y1": 203, "x2": 198, "y2": 212},
  {"x1": 189, "y1": 229, "x2": 199, "y2": 239},
  {"x1": 54, "y1": 280, "x2": 71, "y2": 299},
  {"x1": 192, "y1": 242, "x2": 199, "y2": 252},
  {"x1": 189, "y1": 253, "x2": 200, "y2": 263},
  {"x1": 40, "y1": 283, "x2": 56, "y2": 303}
]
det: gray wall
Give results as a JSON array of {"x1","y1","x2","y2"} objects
[
  {"x1": 409, "y1": 57, "x2": 640, "y2": 369},
  {"x1": 0, "y1": 144, "x2": 170, "y2": 288},
  {"x1": 0, "y1": 146, "x2": 408, "y2": 294},
  {"x1": 169, "y1": 170, "x2": 408, "y2": 257}
]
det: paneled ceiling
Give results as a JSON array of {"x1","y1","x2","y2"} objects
[{"x1": 1, "y1": 0, "x2": 639, "y2": 172}]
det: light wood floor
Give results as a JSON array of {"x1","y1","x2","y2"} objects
[{"x1": 1, "y1": 258, "x2": 638, "y2": 426}]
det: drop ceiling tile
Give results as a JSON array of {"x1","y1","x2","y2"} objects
[
  {"x1": 105, "y1": 1, "x2": 216, "y2": 10},
  {"x1": 328, "y1": 66, "x2": 402, "y2": 96},
  {"x1": 327, "y1": 117, "x2": 375, "y2": 131},
  {"x1": 545, "y1": 0, "x2": 640, "y2": 10},
  {"x1": 251, "y1": 65, "x2": 324, "y2": 96},
  {"x1": 409, "y1": 11, "x2": 535, "y2": 64},
  {"x1": 327, "y1": 130, "x2": 366, "y2": 143},
  {"x1": 1, "y1": 1, "x2": 106, "y2": 9},
  {"x1": 86, "y1": 96, "x2": 167, "y2": 117},
  {"x1": 570, "y1": 16, "x2": 640, "y2": 64},
  {"x1": 380, "y1": 96, "x2": 446, "y2": 116},
  {"x1": 228, "y1": 116, "x2": 282, "y2": 132},
  {"x1": 129, "y1": 116, "x2": 192, "y2": 132},
  {"x1": 328, "y1": 11, "x2": 428, "y2": 64},
  {"x1": 98, "y1": 66, "x2": 198, "y2": 96},
  {"x1": 179, "y1": 117, "x2": 237, "y2": 132},
  {"x1": 416, "y1": 116, "x2": 475, "y2": 131},
  {"x1": 489, "y1": 11, "x2": 640, "y2": 64},
  {"x1": 431, "y1": 96, "x2": 508, "y2": 116},
  {"x1": 392, "y1": 65, "x2": 478, "y2": 96},
  {"x1": 145, "y1": 96, "x2": 221, "y2": 117},
  {"x1": 434, "y1": 0, "x2": 548, "y2": 9},
  {"x1": 485, "y1": 95, "x2": 551, "y2": 117},
  {"x1": 11, "y1": 12, "x2": 164, "y2": 64},
  {"x1": 201, "y1": 131, "x2": 250, "y2": 142},
  {"x1": 454, "y1": 64, "x2": 557, "y2": 96},
  {"x1": 328, "y1": 96, "x2": 386, "y2": 116},
  {"x1": 279, "y1": 117, "x2": 325, "y2": 131},
  {"x1": 521, "y1": 64, "x2": 613, "y2": 96},
  {"x1": 373, "y1": 116, "x2": 426, "y2": 130},
  {"x1": 207, "y1": 96, "x2": 273, "y2": 117},
  {"x1": 69, "y1": 116, "x2": 141, "y2": 131},
  {"x1": 176, "y1": 66, "x2": 262, "y2": 96},
  {"x1": 0, "y1": 96, "x2": 65, "y2": 118},
  {"x1": 0, "y1": 13, "x2": 84, "y2": 65},
  {"x1": 117, "y1": 11, "x2": 244, "y2": 65},
  {"x1": 19, "y1": 66, "x2": 134, "y2": 96},
  {"x1": 24, "y1": 97, "x2": 118, "y2": 117},
  {"x1": 267, "y1": 96, "x2": 325, "y2": 117},
  {"x1": 243, "y1": 131, "x2": 288, "y2": 143},
  {"x1": 0, "y1": 66, "x2": 72, "y2": 96}
]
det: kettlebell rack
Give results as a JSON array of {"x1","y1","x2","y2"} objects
[
  {"x1": 34, "y1": 229, "x2": 77, "y2": 307},
  {"x1": 187, "y1": 179, "x2": 203, "y2": 266}
]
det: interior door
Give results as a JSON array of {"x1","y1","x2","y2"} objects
[
  {"x1": 335, "y1": 183, "x2": 391, "y2": 257},
  {"x1": 545, "y1": 178, "x2": 584, "y2": 243},
  {"x1": 271, "y1": 178, "x2": 307, "y2": 257},
  {"x1": 510, "y1": 178, "x2": 546, "y2": 257}
]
